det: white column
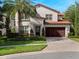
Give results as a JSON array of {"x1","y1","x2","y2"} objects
[
  {"x1": 31, "y1": 26, "x2": 36, "y2": 36},
  {"x1": 15, "y1": 12, "x2": 19, "y2": 33},
  {"x1": 3, "y1": 16, "x2": 6, "y2": 25},
  {"x1": 40, "y1": 26, "x2": 42, "y2": 36},
  {"x1": 65, "y1": 27, "x2": 67, "y2": 37},
  {"x1": 44, "y1": 27, "x2": 46, "y2": 36},
  {"x1": 28, "y1": 25, "x2": 31, "y2": 37},
  {"x1": 65, "y1": 25, "x2": 70, "y2": 37},
  {"x1": 2, "y1": 28, "x2": 6, "y2": 35},
  {"x1": 2, "y1": 16, "x2": 6, "y2": 35}
]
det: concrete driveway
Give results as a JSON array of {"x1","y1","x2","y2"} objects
[{"x1": 43, "y1": 37, "x2": 79, "y2": 52}]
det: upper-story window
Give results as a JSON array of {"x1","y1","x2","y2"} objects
[
  {"x1": 46, "y1": 14, "x2": 52, "y2": 20},
  {"x1": 21, "y1": 13, "x2": 30, "y2": 21},
  {"x1": 58, "y1": 16, "x2": 63, "y2": 20}
]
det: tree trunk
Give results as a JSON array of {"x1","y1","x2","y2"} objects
[
  {"x1": 74, "y1": 3, "x2": 78, "y2": 36},
  {"x1": 18, "y1": 11, "x2": 21, "y2": 34},
  {"x1": 28, "y1": 17, "x2": 31, "y2": 37}
]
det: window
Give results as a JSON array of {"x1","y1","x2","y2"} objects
[
  {"x1": 46, "y1": 14, "x2": 52, "y2": 20},
  {"x1": 21, "y1": 13, "x2": 25, "y2": 19},
  {"x1": 21, "y1": 13, "x2": 30, "y2": 21},
  {"x1": 20, "y1": 26, "x2": 29, "y2": 33},
  {"x1": 58, "y1": 16, "x2": 63, "y2": 20}
]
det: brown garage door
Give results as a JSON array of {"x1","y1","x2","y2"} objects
[{"x1": 46, "y1": 27, "x2": 65, "y2": 37}]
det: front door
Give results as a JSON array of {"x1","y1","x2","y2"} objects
[{"x1": 35, "y1": 26, "x2": 40, "y2": 36}]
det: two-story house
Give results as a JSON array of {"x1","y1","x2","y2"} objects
[{"x1": 10, "y1": 4, "x2": 71, "y2": 37}]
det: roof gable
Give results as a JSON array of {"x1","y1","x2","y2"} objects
[{"x1": 35, "y1": 4, "x2": 60, "y2": 13}]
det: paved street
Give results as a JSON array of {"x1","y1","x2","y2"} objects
[{"x1": 1, "y1": 51, "x2": 79, "y2": 59}]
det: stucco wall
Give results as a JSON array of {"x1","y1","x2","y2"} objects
[
  {"x1": 36, "y1": 6, "x2": 58, "y2": 21},
  {"x1": 21, "y1": 18, "x2": 43, "y2": 26},
  {"x1": 30, "y1": 18, "x2": 43, "y2": 25},
  {"x1": 0, "y1": 16, "x2": 6, "y2": 35}
]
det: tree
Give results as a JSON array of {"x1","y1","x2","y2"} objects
[
  {"x1": 2, "y1": 0, "x2": 36, "y2": 33},
  {"x1": 64, "y1": 3, "x2": 79, "y2": 36}
]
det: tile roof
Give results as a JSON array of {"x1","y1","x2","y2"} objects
[
  {"x1": 45, "y1": 20, "x2": 71, "y2": 25},
  {"x1": 58, "y1": 13, "x2": 64, "y2": 16}
]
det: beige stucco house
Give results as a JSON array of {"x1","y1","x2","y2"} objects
[{"x1": 10, "y1": 4, "x2": 71, "y2": 37}]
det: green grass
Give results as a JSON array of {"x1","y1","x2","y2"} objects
[
  {"x1": 0, "y1": 37, "x2": 46, "y2": 46},
  {"x1": 0, "y1": 40, "x2": 46, "y2": 46},
  {"x1": 0, "y1": 45, "x2": 47, "y2": 56},
  {"x1": 0, "y1": 37, "x2": 47, "y2": 55},
  {"x1": 70, "y1": 38, "x2": 79, "y2": 42}
]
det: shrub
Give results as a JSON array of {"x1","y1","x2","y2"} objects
[
  {"x1": 8, "y1": 36, "x2": 46, "y2": 41},
  {"x1": 0, "y1": 36, "x2": 7, "y2": 43},
  {"x1": 7, "y1": 33, "x2": 19, "y2": 38},
  {"x1": 68, "y1": 32, "x2": 74, "y2": 36},
  {"x1": 30, "y1": 36, "x2": 46, "y2": 41},
  {"x1": 69, "y1": 36, "x2": 79, "y2": 38}
]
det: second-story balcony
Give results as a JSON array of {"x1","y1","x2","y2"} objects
[{"x1": 21, "y1": 19, "x2": 30, "y2": 21}]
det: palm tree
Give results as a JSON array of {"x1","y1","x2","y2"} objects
[{"x1": 2, "y1": 0, "x2": 36, "y2": 34}]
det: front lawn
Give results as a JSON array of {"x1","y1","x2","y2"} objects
[
  {"x1": 0, "y1": 45, "x2": 47, "y2": 56},
  {"x1": 0, "y1": 36, "x2": 47, "y2": 55},
  {"x1": 69, "y1": 36, "x2": 79, "y2": 42},
  {"x1": 70, "y1": 38, "x2": 79, "y2": 42},
  {"x1": 0, "y1": 36, "x2": 46, "y2": 46},
  {"x1": 0, "y1": 40, "x2": 46, "y2": 46}
]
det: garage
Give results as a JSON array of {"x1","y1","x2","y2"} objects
[{"x1": 45, "y1": 27, "x2": 65, "y2": 37}]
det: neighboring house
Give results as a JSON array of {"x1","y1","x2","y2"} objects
[
  {"x1": 10, "y1": 4, "x2": 71, "y2": 37},
  {"x1": 0, "y1": 8, "x2": 6, "y2": 35}
]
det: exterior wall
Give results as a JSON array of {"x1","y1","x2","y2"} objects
[
  {"x1": 36, "y1": 6, "x2": 58, "y2": 21},
  {"x1": 45, "y1": 24, "x2": 70, "y2": 37},
  {"x1": 2, "y1": 28, "x2": 6, "y2": 35},
  {"x1": 20, "y1": 18, "x2": 43, "y2": 26},
  {"x1": 9, "y1": 20, "x2": 15, "y2": 31},
  {"x1": 0, "y1": 16, "x2": 6, "y2": 35},
  {"x1": 65, "y1": 25, "x2": 70, "y2": 37},
  {"x1": 30, "y1": 17, "x2": 43, "y2": 25},
  {"x1": 13, "y1": 5, "x2": 70, "y2": 37},
  {"x1": 14, "y1": 10, "x2": 44, "y2": 35},
  {"x1": 15, "y1": 12, "x2": 19, "y2": 33},
  {"x1": 2, "y1": 16, "x2": 6, "y2": 35},
  {"x1": 20, "y1": 17, "x2": 44, "y2": 36},
  {"x1": 30, "y1": 17, "x2": 44, "y2": 36}
]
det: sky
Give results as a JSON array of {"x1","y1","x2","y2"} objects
[
  {"x1": 0, "y1": 0, "x2": 76, "y2": 13},
  {"x1": 33, "y1": 0, "x2": 75, "y2": 12}
]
